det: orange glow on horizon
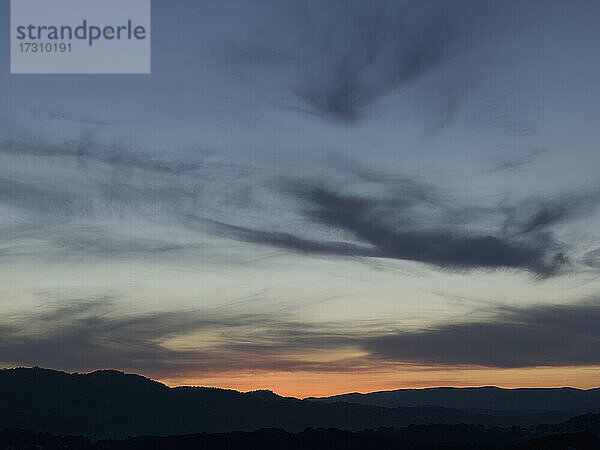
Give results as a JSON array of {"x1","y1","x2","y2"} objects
[{"x1": 157, "y1": 365, "x2": 600, "y2": 399}]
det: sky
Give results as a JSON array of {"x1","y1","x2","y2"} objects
[{"x1": 1, "y1": 0, "x2": 600, "y2": 398}]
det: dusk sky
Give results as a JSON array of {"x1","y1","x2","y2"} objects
[{"x1": 2, "y1": 0, "x2": 600, "y2": 397}]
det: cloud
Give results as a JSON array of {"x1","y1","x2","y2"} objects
[
  {"x1": 0, "y1": 136, "x2": 597, "y2": 276},
  {"x1": 202, "y1": 180, "x2": 575, "y2": 277},
  {"x1": 292, "y1": 0, "x2": 462, "y2": 122},
  {"x1": 0, "y1": 137, "x2": 263, "y2": 261},
  {"x1": 489, "y1": 148, "x2": 548, "y2": 172},
  {"x1": 26, "y1": 107, "x2": 113, "y2": 127},
  {"x1": 229, "y1": 0, "x2": 521, "y2": 123},
  {"x1": 201, "y1": 217, "x2": 377, "y2": 258},
  {"x1": 0, "y1": 296, "x2": 372, "y2": 378},
  {"x1": 5, "y1": 294, "x2": 600, "y2": 376},
  {"x1": 583, "y1": 248, "x2": 600, "y2": 269},
  {"x1": 501, "y1": 191, "x2": 600, "y2": 235},
  {"x1": 366, "y1": 300, "x2": 600, "y2": 368},
  {"x1": 0, "y1": 138, "x2": 215, "y2": 176}
]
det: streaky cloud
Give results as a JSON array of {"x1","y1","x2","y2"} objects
[
  {"x1": 489, "y1": 148, "x2": 548, "y2": 172},
  {"x1": 233, "y1": 0, "x2": 524, "y2": 123},
  {"x1": 0, "y1": 296, "x2": 372, "y2": 378},
  {"x1": 4, "y1": 294, "x2": 600, "y2": 376},
  {"x1": 202, "y1": 180, "x2": 574, "y2": 277},
  {"x1": 366, "y1": 300, "x2": 600, "y2": 368}
]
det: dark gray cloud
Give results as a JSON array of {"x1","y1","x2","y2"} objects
[
  {"x1": 201, "y1": 180, "x2": 579, "y2": 277},
  {"x1": 230, "y1": 0, "x2": 539, "y2": 124},
  {"x1": 1, "y1": 136, "x2": 597, "y2": 275},
  {"x1": 489, "y1": 148, "x2": 548, "y2": 172},
  {"x1": 201, "y1": 217, "x2": 377, "y2": 258},
  {"x1": 292, "y1": 0, "x2": 463, "y2": 122},
  {"x1": 366, "y1": 300, "x2": 600, "y2": 368},
  {"x1": 583, "y1": 248, "x2": 600, "y2": 269},
  {"x1": 501, "y1": 191, "x2": 600, "y2": 236}
]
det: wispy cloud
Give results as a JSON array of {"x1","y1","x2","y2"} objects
[
  {"x1": 0, "y1": 296, "x2": 374, "y2": 378},
  {"x1": 4, "y1": 295, "x2": 600, "y2": 376},
  {"x1": 366, "y1": 300, "x2": 600, "y2": 368},
  {"x1": 0, "y1": 136, "x2": 597, "y2": 276},
  {"x1": 501, "y1": 191, "x2": 600, "y2": 235},
  {"x1": 291, "y1": 0, "x2": 466, "y2": 122},
  {"x1": 489, "y1": 148, "x2": 548, "y2": 172},
  {"x1": 583, "y1": 247, "x2": 600, "y2": 269},
  {"x1": 0, "y1": 137, "x2": 262, "y2": 261},
  {"x1": 202, "y1": 176, "x2": 593, "y2": 277},
  {"x1": 229, "y1": 0, "x2": 525, "y2": 124}
]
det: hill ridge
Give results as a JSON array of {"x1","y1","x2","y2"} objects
[{"x1": 1, "y1": 367, "x2": 599, "y2": 439}]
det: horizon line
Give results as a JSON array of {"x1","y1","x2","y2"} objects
[{"x1": 4, "y1": 366, "x2": 600, "y2": 400}]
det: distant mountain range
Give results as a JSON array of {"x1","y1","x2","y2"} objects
[
  {"x1": 2, "y1": 367, "x2": 600, "y2": 441},
  {"x1": 308, "y1": 386, "x2": 600, "y2": 412}
]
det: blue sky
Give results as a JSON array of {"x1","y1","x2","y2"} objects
[{"x1": 1, "y1": 0, "x2": 600, "y2": 396}]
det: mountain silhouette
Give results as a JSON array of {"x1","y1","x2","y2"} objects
[
  {"x1": 308, "y1": 386, "x2": 600, "y2": 411},
  {"x1": 1, "y1": 367, "x2": 599, "y2": 440}
]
